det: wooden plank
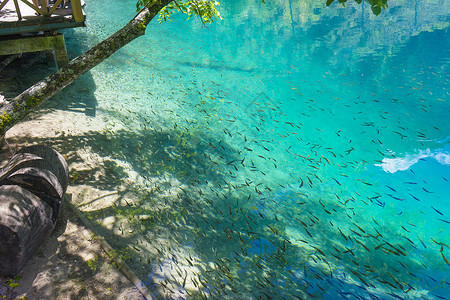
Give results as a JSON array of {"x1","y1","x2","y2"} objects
[
  {"x1": 0, "y1": 0, "x2": 85, "y2": 35},
  {"x1": 1, "y1": 0, "x2": 36, "y2": 20},
  {"x1": 48, "y1": 0, "x2": 63, "y2": 15},
  {"x1": 13, "y1": 0, "x2": 22, "y2": 20},
  {"x1": 0, "y1": 0, "x2": 10, "y2": 11},
  {"x1": 71, "y1": 0, "x2": 83, "y2": 22},
  {"x1": 0, "y1": 34, "x2": 62, "y2": 55},
  {"x1": 0, "y1": 0, "x2": 84, "y2": 21},
  {"x1": 0, "y1": 34, "x2": 69, "y2": 68},
  {"x1": 0, "y1": 19, "x2": 85, "y2": 35},
  {"x1": 21, "y1": 0, "x2": 47, "y2": 16}
]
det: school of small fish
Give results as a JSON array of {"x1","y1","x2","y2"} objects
[
  {"x1": 73, "y1": 2, "x2": 450, "y2": 299},
  {"x1": 85, "y1": 54, "x2": 450, "y2": 299}
]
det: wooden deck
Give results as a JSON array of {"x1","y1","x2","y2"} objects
[
  {"x1": 0, "y1": 0, "x2": 85, "y2": 36},
  {"x1": 0, "y1": 0, "x2": 85, "y2": 68}
]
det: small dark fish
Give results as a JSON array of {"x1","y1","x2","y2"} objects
[
  {"x1": 350, "y1": 229, "x2": 362, "y2": 237},
  {"x1": 423, "y1": 187, "x2": 434, "y2": 193},
  {"x1": 343, "y1": 248, "x2": 355, "y2": 256},
  {"x1": 305, "y1": 228, "x2": 313, "y2": 237},
  {"x1": 386, "y1": 185, "x2": 397, "y2": 192},
  {"x1": 314, "y1": 174, "x2": 323, "y2": 183},
  {"x1": 353, "y1": 223, "x2": 366, "y2": 234},
  {"x1": 360, "y1": 181, "x2": 373, "y2": 186},
  {"x1": 355, "y1": 238, "x2": 370, "y2": 252},
  {"x1": 409, "y1": 193, "x2": 420, "y2": 201},
  {"x1": 403, "y1": 236, "x2": 415, "y2": 245},
  {"x1": 332, "y1": 245, "x2": 341, "y2": 253},
  {"x1": 387, "y1": 194, "x2": 404, "y2": 201},
  {"x1": 400, "y1": 226, "x2": 410, "y2": 233},
  {"x1": 375, "y1": 243, "x2": 386, "y2": 250},
  {"x1": 331, "y1": 253, "x2": 342, "y2": 260},
  {"x1": 431, "y1": 206, "x2": 444, "y2": 216},
  {"x1": 372, "y1": 217, "x2": 380, "y2": 226},
  {"x1": 338, "y1": 228, "x2": 348, "y2": 241},
  {"x1": 375, "y1": 199, "x2": 385, "y2": 208},
  {"x1": 311, "y1": 245, "x2": 326, "y2": 256}
]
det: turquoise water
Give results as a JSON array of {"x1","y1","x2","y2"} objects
[{"x1": 55, "y1": 0, "x2": 450, "y2": 298}]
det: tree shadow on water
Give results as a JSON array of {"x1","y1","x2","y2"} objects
[
  {"x1": 1, "y1": 123, "x2": 254, "y2": 297},
  {"x1": 0, "y1": 110, "x2": 430, "y2": 299},
  {"x1": 0, "y1": 109, "x2": 347, "y2": 299}
]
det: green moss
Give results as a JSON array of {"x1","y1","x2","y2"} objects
[
  {"x1": 138, "y1": 21, "x2": 147, "y2": 30},
  {"x1": 0, "y1": 112, "x2": 12, "y2": 129},
  {"x1": 86, "y1": 255, "x2": 99, "y2": 271},
  {"x1": 25, "y1": 96, "x2": 42, "y2": 108}
]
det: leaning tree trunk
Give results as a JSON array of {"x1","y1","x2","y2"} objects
[{"x1": 0, "y1": 0, "x2": 172, "y2": 137}]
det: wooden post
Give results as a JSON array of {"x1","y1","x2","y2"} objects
[
  {"x1": 0, "y1": 0, "x2": 10, "y2": 11},
  {"x1": 12, "y1": 0, "x2": 22, "y2": 20},
  {"x1": 71, "y1": 0, "x2": 83, "y2": 22},
  {"x1": 52, "y1": 33, "x2": 68, "y2": 67},
  {"x1": 45, "y1": 49, "x2": 56, "y2": 67}
]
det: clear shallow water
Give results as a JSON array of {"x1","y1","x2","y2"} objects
[{"x1": 56, "y1": 0, "x2": 450, "y2": 298}]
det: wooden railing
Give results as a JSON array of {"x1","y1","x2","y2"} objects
[{"x1": 0, "y1": 0, "x2": 83, "y2": 22}]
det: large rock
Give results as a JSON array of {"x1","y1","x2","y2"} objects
[
  {"x1": 0, "y1": 145, "x2": 68, "y2": 276},
  {"x1": 0, "y1": 185, "x2": 54, "y2": 276}
]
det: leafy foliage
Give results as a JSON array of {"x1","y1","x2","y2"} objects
[
  {"x1": 6, "y1": 276, "x2": 20, "y2": 289},
  {"x1": 137, "y1": 0, "x2": 223, "y2": 23},
  {"x1": 137, "y1": 0, "x2": 388, "y2": 26},
  {"x1": 327, "y1": 0, "x2": 388, "y2": 15}
]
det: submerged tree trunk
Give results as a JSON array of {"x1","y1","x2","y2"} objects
[{"x1": 0, "y1": 0, "x2": 172, "y2": 137}]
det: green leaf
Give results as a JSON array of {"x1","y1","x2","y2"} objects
[
  {"x1": 326, "y1": 0, "x2": 335, "y2": 6},
  {"x1": 371, "y1": 5, "x2": 381, "y2": 15},
  {"x1": 7, "y1": 279, "x2": 19, "y2": 288}
]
